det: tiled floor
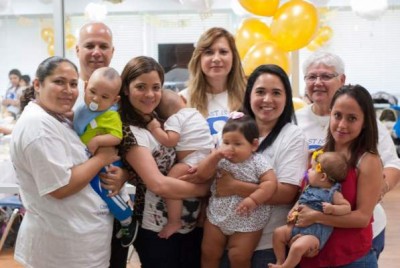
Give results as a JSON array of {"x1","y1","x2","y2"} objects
[{"x1": 2, "y1": 185, "x2": 400, "y2": 267}]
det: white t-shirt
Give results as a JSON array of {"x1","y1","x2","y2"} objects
[
  {"x1": 296, "y1": 104, "x2": 400, "y2": 237},
  {"x1": 180, "y1": 89, "x2": 230, "y2": 146},
  {"x1": 256, "y1": 123, "x2": 308, "y2": 250},
  {"x1": 10, "y1": 102, "x2": 113, "y2": 268},
  {"x1": 164, "y1": 107, "x2": 214, "y2": 151}
]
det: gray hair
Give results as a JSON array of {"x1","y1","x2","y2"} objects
[{"x1": 302, "y1": 51, "x2": 345, "y2": 75}]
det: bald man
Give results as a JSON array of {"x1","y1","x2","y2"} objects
[
  {"x1": 74, "y1": 22, "x2": 115, "y2": 109},
  {"x1": 74, "y1": 22, "x2": 129, "y2": 268}
]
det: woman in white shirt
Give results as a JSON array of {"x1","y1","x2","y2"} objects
[
  {"x1": 10, "y1": 56, "x2": 119, "y2": 268},
  {"x1": 219, "y1": 64, "x2": 308, "y2": 268}
]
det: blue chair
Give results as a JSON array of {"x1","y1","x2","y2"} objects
[{"x1": 0, "y1": 195, "x2": 23, "y2": 252}]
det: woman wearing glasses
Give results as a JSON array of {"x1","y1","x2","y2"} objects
[
  {"x1": 295, "y1": 51, "x2": 345, "y2": 151},
  {"x1": 295, "y1": 51, "x2": 400, "y2": 260}
]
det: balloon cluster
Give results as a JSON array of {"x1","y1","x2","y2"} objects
[
  {"x1": 41, "y1": 27, "x2": 77, "y2": 56},
  {"x1": 236, "y1": 0, "x2": 325, "y2": 76}
]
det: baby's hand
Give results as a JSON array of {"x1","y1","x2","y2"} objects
[
  {"x1": 146, "y1": 118, "x2": 161, "y2": 132},
  {"x1": 287, "y1": 208, "x2": 299, "y2": 224},
  {"x1": 322, "y1": 202, "x2": 334, "y2": 214},
  {"x1": 217, "y1": 145, "x2": 234, "y2": 160},
  {"x1": 236, "y1": 197, "x2": 257, "y2": 216},
  {"x1": 87, "y1": 139, "x2": 100, "y2": 155}
]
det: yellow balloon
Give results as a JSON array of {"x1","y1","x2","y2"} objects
[
  {"x1": 239, "y1": 0, "x2": 280, "y2": 17},
  {"x1": 47, "y1": 43, "x2": 55, "y2": 56},
  {"x1": 66, "y1": 34, "x2": 77, "y2": 50},
  {"x1": 235, "y1": 18, "x2": 272, "y2": 60},
  {"x1": 319, "y1": 26, "x2": 333, "y2": 42},
  {"x1": 306, "y1": 25, "x2": 333, "y2": 51},
  {"x1": 271, "y1": 0, "x2": 318, "y2": 51},
  {"x1": 293, "y1": 97, "x2": 307, "y2": 111},
  {"x1": 242, "y1": 41, "x2": 290, "y2": 76},
  {"x1": 41, "y1": 27, "x2": 54, "y2": 43}
]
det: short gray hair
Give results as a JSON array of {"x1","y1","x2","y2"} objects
[{"x1": 302, "y1": 51, "x2": 345, "y2": 75}]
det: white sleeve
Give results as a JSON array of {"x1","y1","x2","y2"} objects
[
  {"x1": 163, "y1": 115, "x2": 181, "y2": 134},
  {"x1": 129, "y1": 125, "x2": 159, "y2": 151},
  {"x1": 377, "y1": 120, "x2": 400, "y2": 169},
  {"x1": 179, "y1": 88, "x2": 189, "y2": 103},
  {"x1": 272, "y1": 125, "x2": 308, "y2": 186},
  {"x1": 24, "y1": 136, "x2": 71, "y2": 196}
]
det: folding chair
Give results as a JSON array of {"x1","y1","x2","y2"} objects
[{"x1": 0, "y1": 195, "x2": 23, "y2": 253}]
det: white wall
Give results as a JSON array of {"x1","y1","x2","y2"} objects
[{"x1": 299, "y1": 8, "x2": 400, "y2": 98}]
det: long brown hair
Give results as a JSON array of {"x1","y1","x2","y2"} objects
[{"x1": 187, "y1": 27, "x2": 246, "y2": 116}]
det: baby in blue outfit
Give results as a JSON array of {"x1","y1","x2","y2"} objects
[{"x1": 269, "y1": 150, "x2": 351, "y2": 268}]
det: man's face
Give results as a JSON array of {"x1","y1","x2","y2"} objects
[{"x1": 76, "y1": 23, "x2": 114, "y2": 80}]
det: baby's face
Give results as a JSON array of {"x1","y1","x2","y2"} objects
[
  {"x1": 307, "y1": 160, "x2": 325, "y2": 187},
  {"x1": 84, "y1": 77, "x2": 120, "y2": 111}
]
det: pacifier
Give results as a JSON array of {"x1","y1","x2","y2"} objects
[{"x1": 89, "y1": 101, "x2": 99, "y2": 111}]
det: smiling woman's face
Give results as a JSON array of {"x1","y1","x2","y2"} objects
[
  {"x1": 250, "y1": 73, "x2": 286, "y2": 128},
  {"x1": 126, "y1": 71, "x2": 162, "y2": 116},
  {"x1": 35, "y1": 61, "x2": 79, "y2": 114},
  {"x1": 305, "y1": 63, "x2": 344, "y2": 108}
]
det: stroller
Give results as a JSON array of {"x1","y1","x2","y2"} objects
[{"x1": 372, "y1": 91, "x2": 400, "y2": 157}]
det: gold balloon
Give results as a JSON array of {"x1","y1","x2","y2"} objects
[
  {"x1": 65, "y1": 34, "x2": 77, "y2": 50},
  {"x1": 293, "y1": 97, "x2": 307, "y2": 111},
  {"x1": 319, "y1": 25, "x2": 333, "y2": 42},
  {"x1": 235, "y1": 18, "x2": 272, "y2": 60},
  {"x1": 41, "y1": 27, "x2": 54, "y2": 43},
  {"x1": 239, "y1": 0, "x2": 280, "y2": 17},
  {"x1": 306, "y1": 25, "x2": 333, "y2": 51},
  {"x1": 47, "y1": 43, "x2": 55, "y2": 56},
  {"x1": 270, "y1": 0, "x2": 318, "y2": 51},
  {"x1": 242, "y1": 41, "x2": 290, "y2": 76}
]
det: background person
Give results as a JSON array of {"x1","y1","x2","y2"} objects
[
  {"x1": 296, "y1": 51, "x2": 400, "y2": 259},
  {"x1": 10, "y1": 56, "x2": 119, "y2": 267},
  {"x1": 298, "y1": 84, "x2": 382, "y2": 267},
  {"x1": 118, "y1": 56, "x2": 210, "y2": 267},
  {"x1": 19, "y1": 74, "x2": 31, "y2": 89},
  {"x1": 2, "y1": 69, "x2": 22, "y2": 119}
]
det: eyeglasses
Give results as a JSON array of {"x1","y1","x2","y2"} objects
[{"x1": 304, "y1": 73, "x2": 339, "y2": 83}]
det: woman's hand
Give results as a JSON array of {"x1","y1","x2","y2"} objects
[
  {"x1": 178, "y1": 166, "x2": 204, "y2": 183},
  {"x1": 99, "y1": 165, "x2": 128, "y2": 196},
  {"x1": 295, "y1": 205, "x2": 321, "y2": 227},
  {"x1": 215, "y1": 170, "x2": 237, "y2": 197}
]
